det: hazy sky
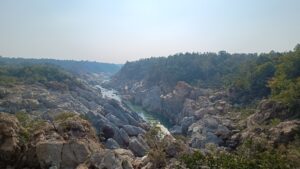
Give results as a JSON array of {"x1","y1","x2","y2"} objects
[{"x1": 0, "y1": 0, "x2": 299, "y2": 63}]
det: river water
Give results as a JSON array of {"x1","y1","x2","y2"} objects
[{"x1": 95, "y1": 85, "x2": 171, "y2": 132}]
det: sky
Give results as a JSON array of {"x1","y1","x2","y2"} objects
[{"x1": 0, "y1": 0, "x2": 299, "y2": 64}]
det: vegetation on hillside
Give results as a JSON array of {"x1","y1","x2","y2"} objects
[
  {"x1": 114, "y1": 52, "x2": 257, "y2": 88},
  {"x1": 0, "y1": 56, "x2": 121, "y2": 74},
  {"x1": 0, "y1": 64, "x2": 82, "y2": 90},
  {"x1": 269, "y1": 45, "x2": 300, "y2": 113},
  {"x1": 114, "y1": 45, "x2": 300, "y2": 110},
  {"x1": 180, "y1": 138, "x2": 300, "y2": 169},
  {"x1": 0, "y1": 56, "x2": 122, "y2": 91}
]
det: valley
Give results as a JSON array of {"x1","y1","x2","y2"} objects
[{"x1": 0, "y1": 46, "x2": 300, "y2": 169}]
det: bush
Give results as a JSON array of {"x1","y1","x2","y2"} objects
[
  {"x1": 270, "y1": 118, "x2": 281, "y2": 126},
  {"x1": 180, "y1": 140, "x2": 295, "y2": 169},
  {"x1": 54, "y1": 112, "x2": 77, "y2": 121},
  {"x1": 15, "y1": 112, "x2": 46, "y2": 143}
]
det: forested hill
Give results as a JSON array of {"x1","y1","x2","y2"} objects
[
  {"x1": 113, "y1": 51, "x2": 260, "y2": 88},
  {"x1": 112, "y1": 44, "x2": 300, "y2": 109},
  {"x1": 0, "y1": 56, "x2": 122, "y2": 75}
]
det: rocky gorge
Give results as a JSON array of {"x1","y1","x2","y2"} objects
[{"x1": 1, "y1": 48, "x2": 300, "y2": 169}]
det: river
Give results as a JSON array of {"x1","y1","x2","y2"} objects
[{"x1": 95, "y1": 85, "x2": 172, "y2": 132}]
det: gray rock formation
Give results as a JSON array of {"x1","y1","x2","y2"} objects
[
  {"x1": 128, "y1": 137, "x2": 148, "y2": 157},
  {"x1": 122, "y1": 125, "x2": 146, "y2": 137},
  {"x1": 0, "y1": 113, "x2": 139, "y2": 169},
  {"x1": 0, "y1": 113, "x2": 22, "y2": 167},
  {"x1": 105, "y1": 138, "x2": 120, "y2": 149}
]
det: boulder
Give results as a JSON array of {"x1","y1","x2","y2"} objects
[
  {"x1": 248, "y1": 100, "x2": 290, "y2": 125},
  {"x1": 114, "y1": 148, "x2": 135, "y2": 162},
  {"x1": 187, "y1": 115, "x2": 232, "y2": 149},
  {"x1": 119, "y1": 128, "x2": 130, "y2": 146},
  {"x1": 36, "y1": 141, "x2": 64, "y2": 169},
  {"x1": 105, "y1": 138, "x2": 120, "y2": 149},
  {"x1": 181, "y1": 99, "x2": 196, "y2": 117},
  {"x1": 89, "y1": 149, "x2": 133, "y2": 169},
  {"x1": 0, "y1": 87, "x2": 9, "y2": 98},
  {"x1": 169, "y1": 125, "x2": 182, "y2": 135},
  {"x1": 0, "y1": 113, "x2": 22, "y2": 166},
  {"x1": 106, "y1": 113, "x2": 126, "y2": 127},
  {"x1": 204, "y1": 117, "x2": 218, "y2": 130},
  {"x1": 134, "y1": 86, "x2": 162, "y2": 113},
  {"x1": 35, "y1": 116, "x2": 102, "y2": 169},
  {"x1": 60, "y1": 141, "x2": 93, "y2": 169},
  {"x1": 55, "y1": 116, "x2": 98, "y2": 141},
  {"x1": 269, "y1": 120, "x2": 300, "y2": 145},
  {"x1": 173, "y1": 81, "x2": 193, "y2": 97},
  {"x1": 122, "y1": 125, "x2": 145, "y2": 137},
  {"x1": 181, "y1": 116, "x2": 195, "y2": 135},
  {"x1": 128, "y1": 137, "x2": 148, "y2": 157}
]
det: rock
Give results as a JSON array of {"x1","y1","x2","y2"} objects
[
  {"x1": 181, "y1": 116, "x2": 195, "y2": 135},
  {"x1": 0, "y1": 87, "x2": 9, "y2": 98},
  {"x1": 269, "y1": 120, "x2": 300, "y2": 145},
  {"x1": 216, "y1": 106, "x2": 223, "y2": 112},
  {"x1": 22, "y1": 99, "x2": 40, "y2": 111},
  {"x1": 189, "y1": 132, "x2": 222, "y2": 149},
  {"x1": 61, "y1": 141, "x2": 93, "y2": 169},
  {"x1": 101, "y1": 124, "x2": 116, "y2": 139},
  {"x1": 128, "y1": 137, "x2": 148, "y2": 157},
  {"x1": 114, "y1": 148, "x2": 135, "y2": 162},
  {"x1": 103, "y1": 102, "x2": 129, "y2": 125},
  {"x1": 106, "y1": 113, "x2": 126, "y2": 127},
  {"x1": 36, "y1": 141, "x2": 64, "y2": 169},
  {"x1": 215, "y1": 125, "x2": 230, "y2": 139},
  {"x1": 122, "y1": 160, "x2": 134, "y2": 169},
  {"x1": 173, "y1": 81, "x2": 193, "y2": 97},
  {"x1": 187, "y1": 114, "x2": 233, "y2": 149},
  {"x1": 76, "y1": 164, "x2": 89, "y2": 169},
  {"x1": 194, "y1": 109, "x2": 205, "y2": 120},
  {"x1": 163, "y1": 136, "x2": 187, "y2": 158},
  {"x1": 89, "y1": 149, "x2": 133, "y2": 169},
  {"x1": 206, "y1": 132, "x2": 223, "y2": 145},
  {"x1": 86, "y1": 112, "x2": 132, "y2": 147},
  {"x1": 134, "y1": 86, "x2": 162, "y2": 113},
  {"x1": 248, "y1": 100, "x2": 290, "y2": 125},
  {"x1": 204, "y1": 117, "x2": 218, "y2": 130},
  {"x1": 105, "y1": 138, "x2": 120, "y2": 149},
  {"x1": 0, "y1": 113, "x2": 22, "y2": 166},
  {"x1": 122, "y1": 125, "x2": 145, "y2": 137},
  {"x1": 169, "y1": 125, "x2": 182, "y2": 135},
  {"x1": 55, "y1": 116, "x2": 98, "y2": 141},
  {"x1": 194, "y1": 107, "x2": 217, "y2": 120},
  {"x1": 119, "y1": 128, "x2": 130, "y2": 146},
  {"x1": 181, "y1": 99, "x2": 196, "y2": 117},
  {"x1": 35, "y1": 116, "x2": 102, "y2": 169}
]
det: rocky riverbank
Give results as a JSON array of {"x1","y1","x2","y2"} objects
[
  {"x1": 0, "y1": 73, "x2": 154, "y2": 158},
  {"x1": 110, "y1": 79, "x2": 300, "y2": 154}
]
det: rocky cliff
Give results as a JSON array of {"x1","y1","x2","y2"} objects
[{"x1": 0, "y1": 112, "x2": 148, "y2": 169}]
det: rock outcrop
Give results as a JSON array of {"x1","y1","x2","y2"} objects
[
  {"x1": 114, "y1": 79, "x2": 236, "y2": 150},
  {"x1": 0, "y1": 113, "x2": 139, "y2": 169},
  {"x1": 0, "y1": 73, "x2": 148, "y2": 150},
  {"x1": 0, "y1": 113, "x2": 22, "y2": 167},
  {"x1": 234, "y1": 100, "x2": 300, "y2": 147}
]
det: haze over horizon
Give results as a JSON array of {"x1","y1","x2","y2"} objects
[{"x1": 0, "y1": 0, "x2": 300, "y2": 64}]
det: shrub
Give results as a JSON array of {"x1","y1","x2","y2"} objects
[
  {"x1": 270, "y1": 118, "x2": 281, "y2": 126},
  {"x1": 15, "y1": 112, "x2": 31, "y2": 127},
  {"x1": 148, "y1": 149, "x2": 167, "y2": 169},
  {"x1": 15, "y1": 112, "x2": 46, "y2": 143},
  {"x1": 180, "y1": 140, "x2": 294, "y2": 169},
  {"x1": 54, "y1": 112, "x2": 77, "y2": 121}
]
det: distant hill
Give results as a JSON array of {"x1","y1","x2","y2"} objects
[
  {"x1": 112, "y1": 51, "x2": 260, "y2": 89},
  {"x1": 0, "y1": 56, "x2": 122, "y2": 75},
  {"x1": 112, "y1": 45, "x2": 299, "y2": 108}
]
